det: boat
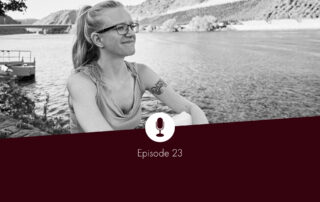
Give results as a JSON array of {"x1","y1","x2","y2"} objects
[{"x1": 0, "y1": 50, "x2": 36, "y2": 80}]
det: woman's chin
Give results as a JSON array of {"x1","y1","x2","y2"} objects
[{"x1": 123, "y1": 47, "x2": 135, "y2": 56}]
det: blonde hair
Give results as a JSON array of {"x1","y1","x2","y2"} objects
[{"x1": 72, "y1": 1, "x2": 124, "y2": 68}]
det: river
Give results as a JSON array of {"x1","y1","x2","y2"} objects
[{"x1": 1, "y1": 30, "x2": 320, "y2": 129}]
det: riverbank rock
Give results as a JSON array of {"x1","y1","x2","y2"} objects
[{"x1": 0, "y1": 113, "x2": 49, "y2": 138}]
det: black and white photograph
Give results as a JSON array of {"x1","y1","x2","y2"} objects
[{"x1": 1, "y1": 0, "x2": 320, "y2": 138}]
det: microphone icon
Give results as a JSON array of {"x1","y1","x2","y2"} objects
[{"x1": 156, "y1": 117, "x2": 164, "y2": 137}]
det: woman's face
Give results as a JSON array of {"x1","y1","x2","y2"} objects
[{"x1": 97, "y1": 7, "x2": 136, "y2": 57}]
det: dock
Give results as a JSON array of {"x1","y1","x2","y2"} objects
[{"x1": 0, "y1": 50, "x2": 36, "y2": 80}]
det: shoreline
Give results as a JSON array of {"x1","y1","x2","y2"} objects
[{"x1": 228, "y1": 19, "x2": 320, "y2": 31}]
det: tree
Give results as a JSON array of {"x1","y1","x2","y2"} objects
[
  {"x1": 0, "y1": 0, "x2": 27, "y2": 16},
  {"x1": 161, "y1": 18, "x2": 177, "y2": 32},
  {"x1": 187, "y1": 15, "x2": 218, "y2": 31}
]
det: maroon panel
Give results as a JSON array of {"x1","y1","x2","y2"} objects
[{"x1": 0, "y1": 117, "x2": 319, "y2": 201}]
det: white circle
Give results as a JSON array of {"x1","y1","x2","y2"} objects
[{"x1": 145, "y1": 112, "x2": 175, "y2": 143}]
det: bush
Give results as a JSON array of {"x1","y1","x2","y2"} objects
[
  {"x1": 144, "y1": 25, "x2": 156, "y2": 32},
  {"x1": 0, "y1": 78, "x2": 69, "y2": 134},
  {"x1": 160, "y1": 18, "x2": 177, "y2": 32},
  {"x1": 187, "y1": 15, "x2": 218, "y2": 31}
]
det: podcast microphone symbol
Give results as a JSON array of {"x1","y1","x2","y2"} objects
[{"x1": 156, "y1": 117, "x2": 164, "y2": 137}]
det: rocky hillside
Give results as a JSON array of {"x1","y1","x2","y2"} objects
[
  {"x1": 136, "y1": 0, "x2": 320, "y2": 26},
  {"x1": 0, "y1": 15, "x2": 28, "y2": 35},
  {"x1": 33, "y1": 10, "x2": 77, "y2": 25},
  {"x1": 264, "y1": 0, "x2": 320, "y2": 19},
  {"x1": 31, "y1": 10, "x2": 76, "y2": 33},
  {"x1": 17, "y1": 18, "x2": 38, "y2": 24},
  {"x1": 8, "y1": 0, "x2": 318, "y2": 31},
  {"x1": 127, "y1": 0, "x2": 225, "y2": 20},
  {"x1": 0, "y1": 15, "x2": 20, "y2": 24},
  {"x1": 127, "y1": 0, "x2": 174, "y2": 20},
  {"x1": 223, "y1": 0, "x2": 320, "y2": 20}
]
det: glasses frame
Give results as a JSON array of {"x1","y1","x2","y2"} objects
[{"x1": 96, "y1": 22, "x2": 139, "y2": 35}]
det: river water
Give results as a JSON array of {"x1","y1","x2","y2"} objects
[{"x1": 1, "y1": 30, "x2": 320, "y2": 129}]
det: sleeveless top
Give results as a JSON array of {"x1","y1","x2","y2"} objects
[{"x1": 68, "y1": 61, "x2": 145, "y2": 133}]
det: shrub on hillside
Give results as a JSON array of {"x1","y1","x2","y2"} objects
[
  {"x1": 187, "y1": 15, "x2": 218, "y2": 31},
  {"x1": 160, "y1": 18, "x2": 177, "y2": 32},
  {"x1": 144, "y1": 25, "x2": 156, "y2": 32}
]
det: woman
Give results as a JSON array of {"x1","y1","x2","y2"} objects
[{"x1": 67, "y1": 0, "x2": 208, "y2": 133}]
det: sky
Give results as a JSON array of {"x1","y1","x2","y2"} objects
[{"x1": 7, "y1": 0, "x2": 146, "y2": 19}]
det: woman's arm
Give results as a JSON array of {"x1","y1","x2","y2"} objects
[
  {"x1": 138, "y1": 64, "x2": 208, "y2": 125},
  {"x1": 67, "y1": 73, "x2": 114, "y2": 132}
]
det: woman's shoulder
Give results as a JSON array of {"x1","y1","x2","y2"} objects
[
  {"x1": 67, "y1": 68, "x2": 97, "y2": 93},
  {"x1": 130, "y1": 62, "x2": 161, "y2": 91},
  {"x1": 130, "y1": 62, "x2": 152, "y2": 77},
  {"x1": 69, "y1": 63, "x2": 99, "y2": 83},
  {"x1": 68, "y1": 70, "x2": 90, "y2": 83}
]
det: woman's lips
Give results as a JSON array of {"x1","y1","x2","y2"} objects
[{"x1": 122, "y1": 40, "x2": 135, "y2": 44}]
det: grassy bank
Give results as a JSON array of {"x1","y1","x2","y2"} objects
[{"x1": 0, "y1": 78, "x2": 69, "y2": 135}]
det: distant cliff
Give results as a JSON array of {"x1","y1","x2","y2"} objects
[
  {"x1": 17, "y1": 18, "x2": 38, "y2": 24},
  {"x1": 263, "y1": 0, "x2": 320, "y2": 19},
  {"x1": 0, "y1": 15, "x2": 28, "y2": 35},
  {"x1": 127, "y1": 0, "x2": 216, "y2": 20},
  {"x1": 33, "y1": 10, "x2": 77, "y2": 25},
  {"x1": 128, "y1": 0, "x2": 320, "y2": 26},
  {"x1": 32, "y1": 10, "x2": 76, "y2": 33}
]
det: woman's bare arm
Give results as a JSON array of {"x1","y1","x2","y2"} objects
[
  {"x1": 67, "y1": 73, "x2": 114, "y2": 132},
  {"x1": 137, "y1": 64, "x2": 208, "y2": 125}
]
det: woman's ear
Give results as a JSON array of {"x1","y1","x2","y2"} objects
[{"x1": 91, "y1": 32, "x2": 104, "y2": 48}]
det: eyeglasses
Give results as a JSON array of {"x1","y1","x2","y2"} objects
[{"x1": 96, "y1": 22, "x2": 139, "y2": 35}]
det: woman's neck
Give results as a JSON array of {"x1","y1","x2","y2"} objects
[{"x1": 96, "y1": 55, "x2": 128, "y2": 81}]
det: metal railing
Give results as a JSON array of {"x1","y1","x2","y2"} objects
[{"x1": 0, "y1": 50, "x2": 34, "y2": 63}]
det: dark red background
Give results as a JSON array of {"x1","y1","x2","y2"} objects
[{"x1": 1, "y1": 116, "x2": 319, "y2": 201}]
